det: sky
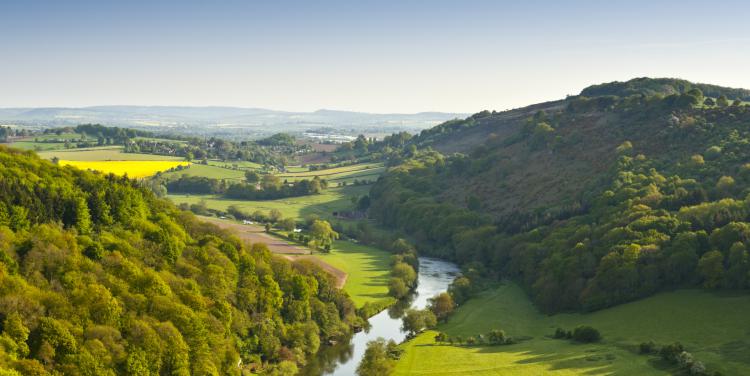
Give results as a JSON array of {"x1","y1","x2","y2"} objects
[{"x1": 1, "y1": 0, "x2": 749, "y2": 113}]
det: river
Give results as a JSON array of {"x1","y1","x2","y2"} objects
[{"x1": 301, "y1": 257, "x2": 461, "y2": 375}]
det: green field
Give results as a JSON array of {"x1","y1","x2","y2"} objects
[
  {"x1": 206, "y1": 159, "x2": 264, "y2": 170},
  {"x1": 277, "y1": 163, "x2": 382, "y2": 179},
  {"x1": 313, "y1": 240, "x2": 394, "y2": 308},
  {"x1": 395, "y1": 283, "x2": 750, "y2": 375},
  {"x1": 162, "y1": 161, "x2": 384, "y2": 186},
  {"x1": 162, "y1": 163, "x2": 247, "y2": 180},
  {"x1": 168, "y1": 185, "x2": 370, "y2": 220},
  {"x1": 37, "y1": 146, "x2": 183, "y2": 161},
  {"x1": 10, "y1": 141, "x2": 67, "y2": 151},
  {"x1": 11, "y1": 133, "x2": 92, "y2": 151}
]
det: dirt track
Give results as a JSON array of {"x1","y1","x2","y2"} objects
[{"x1": 199, "y1": 216, "x2": 347, "y2": 288}]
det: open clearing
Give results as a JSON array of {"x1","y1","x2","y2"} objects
[
  {"x1": 198, "y1": 216, "x2": 348, "y2": 289},
  {"x1": 309, "y1": 240, "x2": 394, "y2": 308},
  {"x1": 38, "y1": 146, "x2": 184, "y2": 161},
  {"x1": 395, "y1": 283, "x2": 750, "y2": 375},
  {"x1": 199, "y1": 217, "x2": 392, "y2": 305},
  {"x1": 162, "y1": 161, "x2": 384, "y2": 186},
  {"x1": 161, "y1": 163, "x2": 247, "y2": 180},
  {"x1": 168, "y1": 185, "x2": 371, "y2": 220},
  {"x1": 198, "y1": 216, "x2": 310, "y2": 255},
  {"x1": 59, "y1": 160, "x2": 190, "y2": 178}
]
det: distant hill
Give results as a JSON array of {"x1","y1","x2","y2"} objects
[{"x1": 0, "y1": 106, "x2": 465, "y2": 139}]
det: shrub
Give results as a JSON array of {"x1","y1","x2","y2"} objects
[
  {"x1": 487, "y1": 329, "x2": 508, "y2": 345},
  {"x1": 434, "y1": 332, "x2": 448, "y2": 343},
  {"x1": 704, "y1": 146, "x2": 722, "y2": 160},
  {"x1": 616, "y1": 141, "x2": 633, "y2": 154},
  {"x1": 553, "y1": 328, "x2": 567, "y2": 339},
  {"x1": 639, "y1": 340, "x2": 656, "y2": 354},
  {"x1": 659, "y1": 342, "x2": 685, "y2": 362},
  {"x1": 572, "y1": 325, "x2": 601, "y2": 343},
  {"x1": 690, "y1": 154, "x2": 705, "y2": 166},
  {"x1": 388, "y1": 278, "x2": 409, "y2": 299}
]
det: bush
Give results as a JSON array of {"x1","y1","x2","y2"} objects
[
  {"x1": 572, "y1": 326, "x2": 601, "y2": 343},
  {"x1": 704, "y1": 146, "x2": 722, "y2": 160},
  {"x1": 553, "y1": 328, "x2": 567, "y2": 339},
  {"x1": 659, "y1": 342, "x2": 685, "y2": 362},
  {"x1": 388, "y1": 278, "x2": 409, "y2": 299},
  {"x1": 487, "y1": 329, "x2": 508, "y2": 345},
  {"x1": 639, "y1": 340, "x2": 656, "y2": 354}
]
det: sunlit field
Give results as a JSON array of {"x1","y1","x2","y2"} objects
[{"x1": 59, "y1": 160, "x2": 190, "y2": 178}]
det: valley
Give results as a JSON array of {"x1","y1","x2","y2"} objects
[{"x1": 2, "y1": 78, "x2": 750, "y2": 376}]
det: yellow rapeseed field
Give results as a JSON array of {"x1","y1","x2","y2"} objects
[{"x1": 59, "y1": 160, "x2": 190, "y2": 178}]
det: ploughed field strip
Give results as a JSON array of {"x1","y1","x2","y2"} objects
[{"x1": 198, "y1": 216, "x2": 347, "y2": 288}]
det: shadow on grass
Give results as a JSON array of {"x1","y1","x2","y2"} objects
[
  {"x1": 412, "y1": 339, "x2": 687, "y2": 375},
  {"x1": 297, "y1": 185, "x2": 371, "y2": 220}
]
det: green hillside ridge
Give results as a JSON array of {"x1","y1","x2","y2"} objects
[
  {"x1": 580, "y1": 77, "x2": 750, "y2": 101},
  {"x1": 0, "y1": 146, "x2": 359, "y2": 375},
  {"x1": 368, "y1": 78, "x2": 750, "y2": 314}
]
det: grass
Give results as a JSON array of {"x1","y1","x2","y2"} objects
[
  {"x1": 395, "y1": 283, "x2": 750, "y2": 375},
  {"x1": 59, "y1": 160, "x2": 190, "y2": 178},
  {"x1": 206, "y1": 159, "x2": 264, "y2": 170},
  {"x1": 37, "y1": 146, "x2": 184, "y2": 161},
  {"x1": 167, "y1": 185, "x2": 371, "y2": 220},
  {"x1": 10, "y1": 141, "x2": 68, "y2": 151},
  {"x1": 161, "y1": 163, "x2": 247, "y2": 180},
  {"x1": 312, "y1": 240, "x2": 394, "y2": 308},
  {"x1": 276, "y1": 163, "x2": 383, "y2": 179},
  {"x1": 161, "y1": 161, "x2": 384, "y2": 186}
]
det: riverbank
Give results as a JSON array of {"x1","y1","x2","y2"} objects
[
  {"x1": 301, "y1": 257, "x2": 461, "y2": 376},
  {"x1": 394, "y1": 282, "x2": 750, "y2": 375}
]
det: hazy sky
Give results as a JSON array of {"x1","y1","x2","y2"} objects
[{"x1": 1, "y1": 0, "x2": 749, "y2": 113}]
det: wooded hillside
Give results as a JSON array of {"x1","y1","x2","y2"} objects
[{"x1": 0, "y1": 146, "x2": 357, "y2": 375}]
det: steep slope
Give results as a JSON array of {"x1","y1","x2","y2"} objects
[
  {"x1": 403, "y1": 78, "x2": 750, "y2": 222},
  {"x1": 0, "y1": 146, "x2": 357, "y2": 375},
  {"x1": 369, "y1": 78, "x2": 750, "y2": 313}
]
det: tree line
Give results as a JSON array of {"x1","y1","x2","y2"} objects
[{"x1": 164, "y1": 173, "x2": 326, "y2": 200}]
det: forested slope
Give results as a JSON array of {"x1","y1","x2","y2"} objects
[
  {"x1": 0, "y1": 146, "x2": 357, "y2": 375},
  {"x1": 370, "y1": 78, "x2": 750, "y2": 313}
]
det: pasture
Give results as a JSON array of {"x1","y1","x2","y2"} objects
[
  {"x1": 168, "y1": 185, "x2": 371, "y2": 220},
  {"x1": 161, "y1": 163, "x2": 247, "y2": 180},
  {"x1": 10, "y1": 141, "x2": 67, "y2": 151},
  {"x1": 11, "y1": 133, "x2": 99, "y2": 151},
  {"x1": 59, "y1": 160, "x2": 190, "y2": 178},
  {"x1": 161, "y1": 161, "x2": 384, "y2": 186},
  {"x1": 395, "y1": 283, "x2": 750, "y2": 375},
  {"x1": 311, "y1": 240, "x2": 394, "y2": 308},
  {"x1": 37, "y1": 146, "x2": 184, "y2": 161},
  {"x1": 276, "y1": 162, "x2": 382, "y2": 179}
]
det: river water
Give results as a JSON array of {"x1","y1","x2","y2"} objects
[{"x1": 301, "y1": 257, "x2": 460, "y2": 376}]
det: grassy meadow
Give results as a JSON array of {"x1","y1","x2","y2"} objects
[
  {"x1": 395, "y1": 283, "x2": 750, "y2": 375},
  {"x1": 161, "y1": 161, "x2": 384, "y2": 185},
  {"x1": 38, "y1": 146, "x2": 184, "y2": 161},
  {"x1": 10, "y1": 141, "x2": 68, "y2": 151},
  {"x1": 168, "y1": 185, "x2": 371, "y2": 220},
  {"x1": 161, "y1": 163, "x2": 248, "y2": 181},
  {"x1": 312, "y1": 240, "x2": 394, "y2": 308},
  {"x1": 11, "y1": 133, "x2": 103, "y2": 151}
]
